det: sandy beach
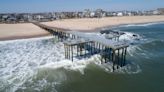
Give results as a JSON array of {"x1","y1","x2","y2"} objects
[
  {"x1": 0, "y1": 23, "x2": 50, "y2": 41},
  {"x1": 42, "y1": 15, "x2": 164, "y2": 31},
  {"x1": 1, "y1": 15, "x2": 164, "y2": 41}
]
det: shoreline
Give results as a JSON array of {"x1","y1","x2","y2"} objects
[
  {"x1": 42, "y1": 16, "x2": 164, "y2": 32},
  {"x1": 0, "y1": 33, "x2": 51, "y2": 42},
  {"x1": 94, "y1": 21, "x2": 164, "y2": 32},
  {"x1": 75, "y1": 21, "x2": 164, "y2": 33},
  {"x1": 0, "y1": 21, "x2": 163, "y2": 42},
  {"x1": 1, "y1": 16, "x2": 164, "y2": 41}
]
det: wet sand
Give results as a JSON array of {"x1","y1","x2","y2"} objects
[{"x1": 1, "y1": 16, "x2": 164, "y2": 41}]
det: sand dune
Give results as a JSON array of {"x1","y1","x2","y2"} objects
[
  {"x1": 0, "y1": 23, "x2": 50, "y2": 41},
  {"x1": 42, "y1": 15, "x2": 164, "y2": 31}
]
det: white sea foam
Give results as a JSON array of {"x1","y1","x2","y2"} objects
[
  {"x1": 99, "y1": 62, "x2": 142, "y2": 74},
  {"x1": 120, "y1": 32, "x2": 141, "y2": 41},
  {"x1": 0, "y1": 36, "x2": 63, "y2": 92},
  {"x1": 0, "y1": 36, "x2": 100, "y2": 92},
  {"x1": 119, "y1": 22, "x2": 164, "y2": 27},
  {"x1": 0, "y1": 33, "x2": 142, "y2": 92},
  {"x1": 93, "y1": 29, "x2": 145, "y2": 45}
]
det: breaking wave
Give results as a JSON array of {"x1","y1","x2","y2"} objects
[
  {"x1": 119, "y1": 22, "x2": 164, "y2": 27},
  {"x1": 0, "y1": 34, "x2": 142, "y2": 92}
]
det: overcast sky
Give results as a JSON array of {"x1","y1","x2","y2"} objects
[{"x1": 0, "y1": 0, "x2": 164, "y2": 13}]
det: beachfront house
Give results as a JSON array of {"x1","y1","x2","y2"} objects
[
  {"x1": 127, "y1": 12, "x2": 132, "y2": 16},
  {"x1": 55, "y1": 12, "x2": 70, "y2": 19},
  {"x1": 72, "y1": 12, "x2": 84, "y2": 18},
  {"x1": 6, "y1": 17, "x2": 17, "y2": 23},
  {"x1": 1, "y1": 15, "x2": 9, "y2": 22},
  {"x1": 153, "y1": 10, "x2": 160, "y2": 15},
  {"x1": 117, "y1": 12, "x2": 123, "y2": 16},
  {"x1": 106, "y1": 12, "x2": 114, "y2": 17},
  {"x1": 60, "y1": 12, "x2": 67, "y2": 19},
  {"x1": 54, "y1": 12, "x2": 65, "y2": 19},
  {"x1": 157, "y1": 8, "x2": 164, "y2": 15},
  {"x1": 136, "y1": 11, "x2": 144, "y2": 16},
  {"x1": 90, "y1": 12, "x2": 95, "y2": 18},
  {"x1": 17, "y1": 14, "x2": 27, "y2": 23},
  {"x1": 123, "y1": 11, "x2": 137, "y2": 16},
  {"x1": 121, "y1": 11, "x2": 127, "y2": 16},
  {"x1": 83, "y1": 9, "x2": 91, "y2": 18},
  {"x1": 23, "y1": 14, "x2": 33, "y2": 22},
  {"x1": 51, "y1": 13, "x2": 57, "y2": 20},
  {"x1": 142, "y1": 10, "x2": 160, "y2": 16},
  {"x1": 0, "y1": 14, "x2": 4, "y2": 22},
  {"x1": 72, "y1": 12, "x2": 78, "y2": 18},
  {"x1": 65, "y1": 12, "x2": 75, "y2": 18},
  {"x1": 77, "y1": 12, "x2": 83, "y2": 18},
  {"x1": 46, "y1": 13, "x2": 54, "y2": 20},
  {"x1": 42, "y1": 13, "x2": 52, "y2": 21},
  {"x1": 74, "y1": 12, "x2": 83, "y2": 18},
  {"x1": 112, "y1": 12, "x2": 117, "y2": 16},
  {"x1": 0, "y1": 15, "x2": 2, "y2": 22},
  {"x1": 95, "y1": 9, "x2": 106, "y2": 18},
  {"x1": 33, "y1": 14, "x2": 42, "y2": 21},
  {"x1": 33, "y1": 13, "x2": 52, "y2": 22},
  {"x1": 54, "y1": 12, "x2": 61, "y2": 19},
  {"x1": 130, "y1": 11, "x2": 138, "y2": 16}
]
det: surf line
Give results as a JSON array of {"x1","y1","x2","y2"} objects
[{"x1": 34, "y1": 23, "x2": 129, "y2": 71}]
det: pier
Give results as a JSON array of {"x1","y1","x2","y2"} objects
[{"x1": 34, "y1": 23, "x2": 129, "y2": 70}]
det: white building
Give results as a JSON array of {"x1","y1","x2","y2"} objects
[
  {"x1": 34, "y1": 15, "x2": 44, "y2": 21},
  {"x1": 127, "y1": 12, "x2": 132, "y2": 16},
  {"x1": 153, "y1": 10, "x2": 159, "y2": 15},
  {"x1": 117, "y1": 12, "x2": 123, "y2": 16},
  {"x1": 83, "y1": 9, "x2": 91, "y2": 18},
  {"x1": 90, "y1": 12, "x2": 95, "y2": 18}
]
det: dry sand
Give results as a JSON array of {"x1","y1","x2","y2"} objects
[
  {"x1": 0, "y1": 23, "x2": 50, "y2": 41},
  {"x1": 42, "y1": 15, "x2": 164, "y2": 31},
  {"x1": 1, "y1": 15, "x2": 164, "y2": 41}
]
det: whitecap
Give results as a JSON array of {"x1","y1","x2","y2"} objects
[
  {"x1": 0, "y1": 33, "x2": 142, "y2": 92},
  {"x1": 119, "y1": 22, "x2": 164, "y2": 27}
]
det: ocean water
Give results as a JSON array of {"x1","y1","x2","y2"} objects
[{"x1": 0, "y1": 22, "x2": 164, "y2": 92}]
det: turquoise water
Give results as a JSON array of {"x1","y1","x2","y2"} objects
[{"x1": 0, "y1": 22, "x2": 164, "y2": 92}]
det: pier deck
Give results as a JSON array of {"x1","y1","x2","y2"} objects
[{"x1": 34, "y1": 23, "x2": 129, "y2": 70}]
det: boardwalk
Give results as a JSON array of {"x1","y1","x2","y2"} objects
[{"x1": 34, "y1": 23, "x2": 129, "y2": 70}]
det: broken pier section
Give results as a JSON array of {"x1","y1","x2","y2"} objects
[{"x1": 34, "y1": 23, "x2": 129, "y2": 70}]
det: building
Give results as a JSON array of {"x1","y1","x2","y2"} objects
[
  {"x1": 95, "y1": 9, "x2": 106, "y2": 18},
  {"x1": 23, "y1": 14, "x2": 33, "y2": 22},
  {"x1": 77, "y1": 12, "x2": 83, "y2": 18},
  {"x1": 106, "y1": 12, "x2": 114, "y2": 17},
  {"x1": 1, "y1": 15, "x2": 9, "y2": 21},
  {"x1": 6, "y1": 17, "x2": 17, "y2": 23},
  {"x1": 153, "y1": 10, "x2": 160, "y2": 15},
  {"x1": 117, "y1": 12, "x2": 123, "y2": 16},
  {"x1": 90, "y1": 12, "x2": 95, "y2": 18},
  {"x1": 137, "y1": 11, "x2": 144, "y2": 16},
  {"x1": 157, "y1": 8, "x2": 164, "y2": 15},
  {"x1": 83, "y1": 9, "x2": 91, "y2": 18}
]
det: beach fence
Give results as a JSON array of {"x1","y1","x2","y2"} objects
[{"x1": 34, "y1": 22, "x2": 129, "y2": 70}]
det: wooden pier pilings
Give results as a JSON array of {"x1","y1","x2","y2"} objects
[
  {"x1": 34, "y1": 22, "x2": 129, "y2": 70},
  {"x1": 100, "y1": 46, "x2": 128, "y2": 70},
  {"x1": 33, "y1": 22, "x2": 76, "y2": 41},
  {"x1": 64, "y1": 39, "x2": 128, "y2": 70}
]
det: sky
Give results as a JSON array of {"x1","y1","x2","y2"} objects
[{"x1": 0, "y1": 0, "x2": 164, "y2": 13}]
